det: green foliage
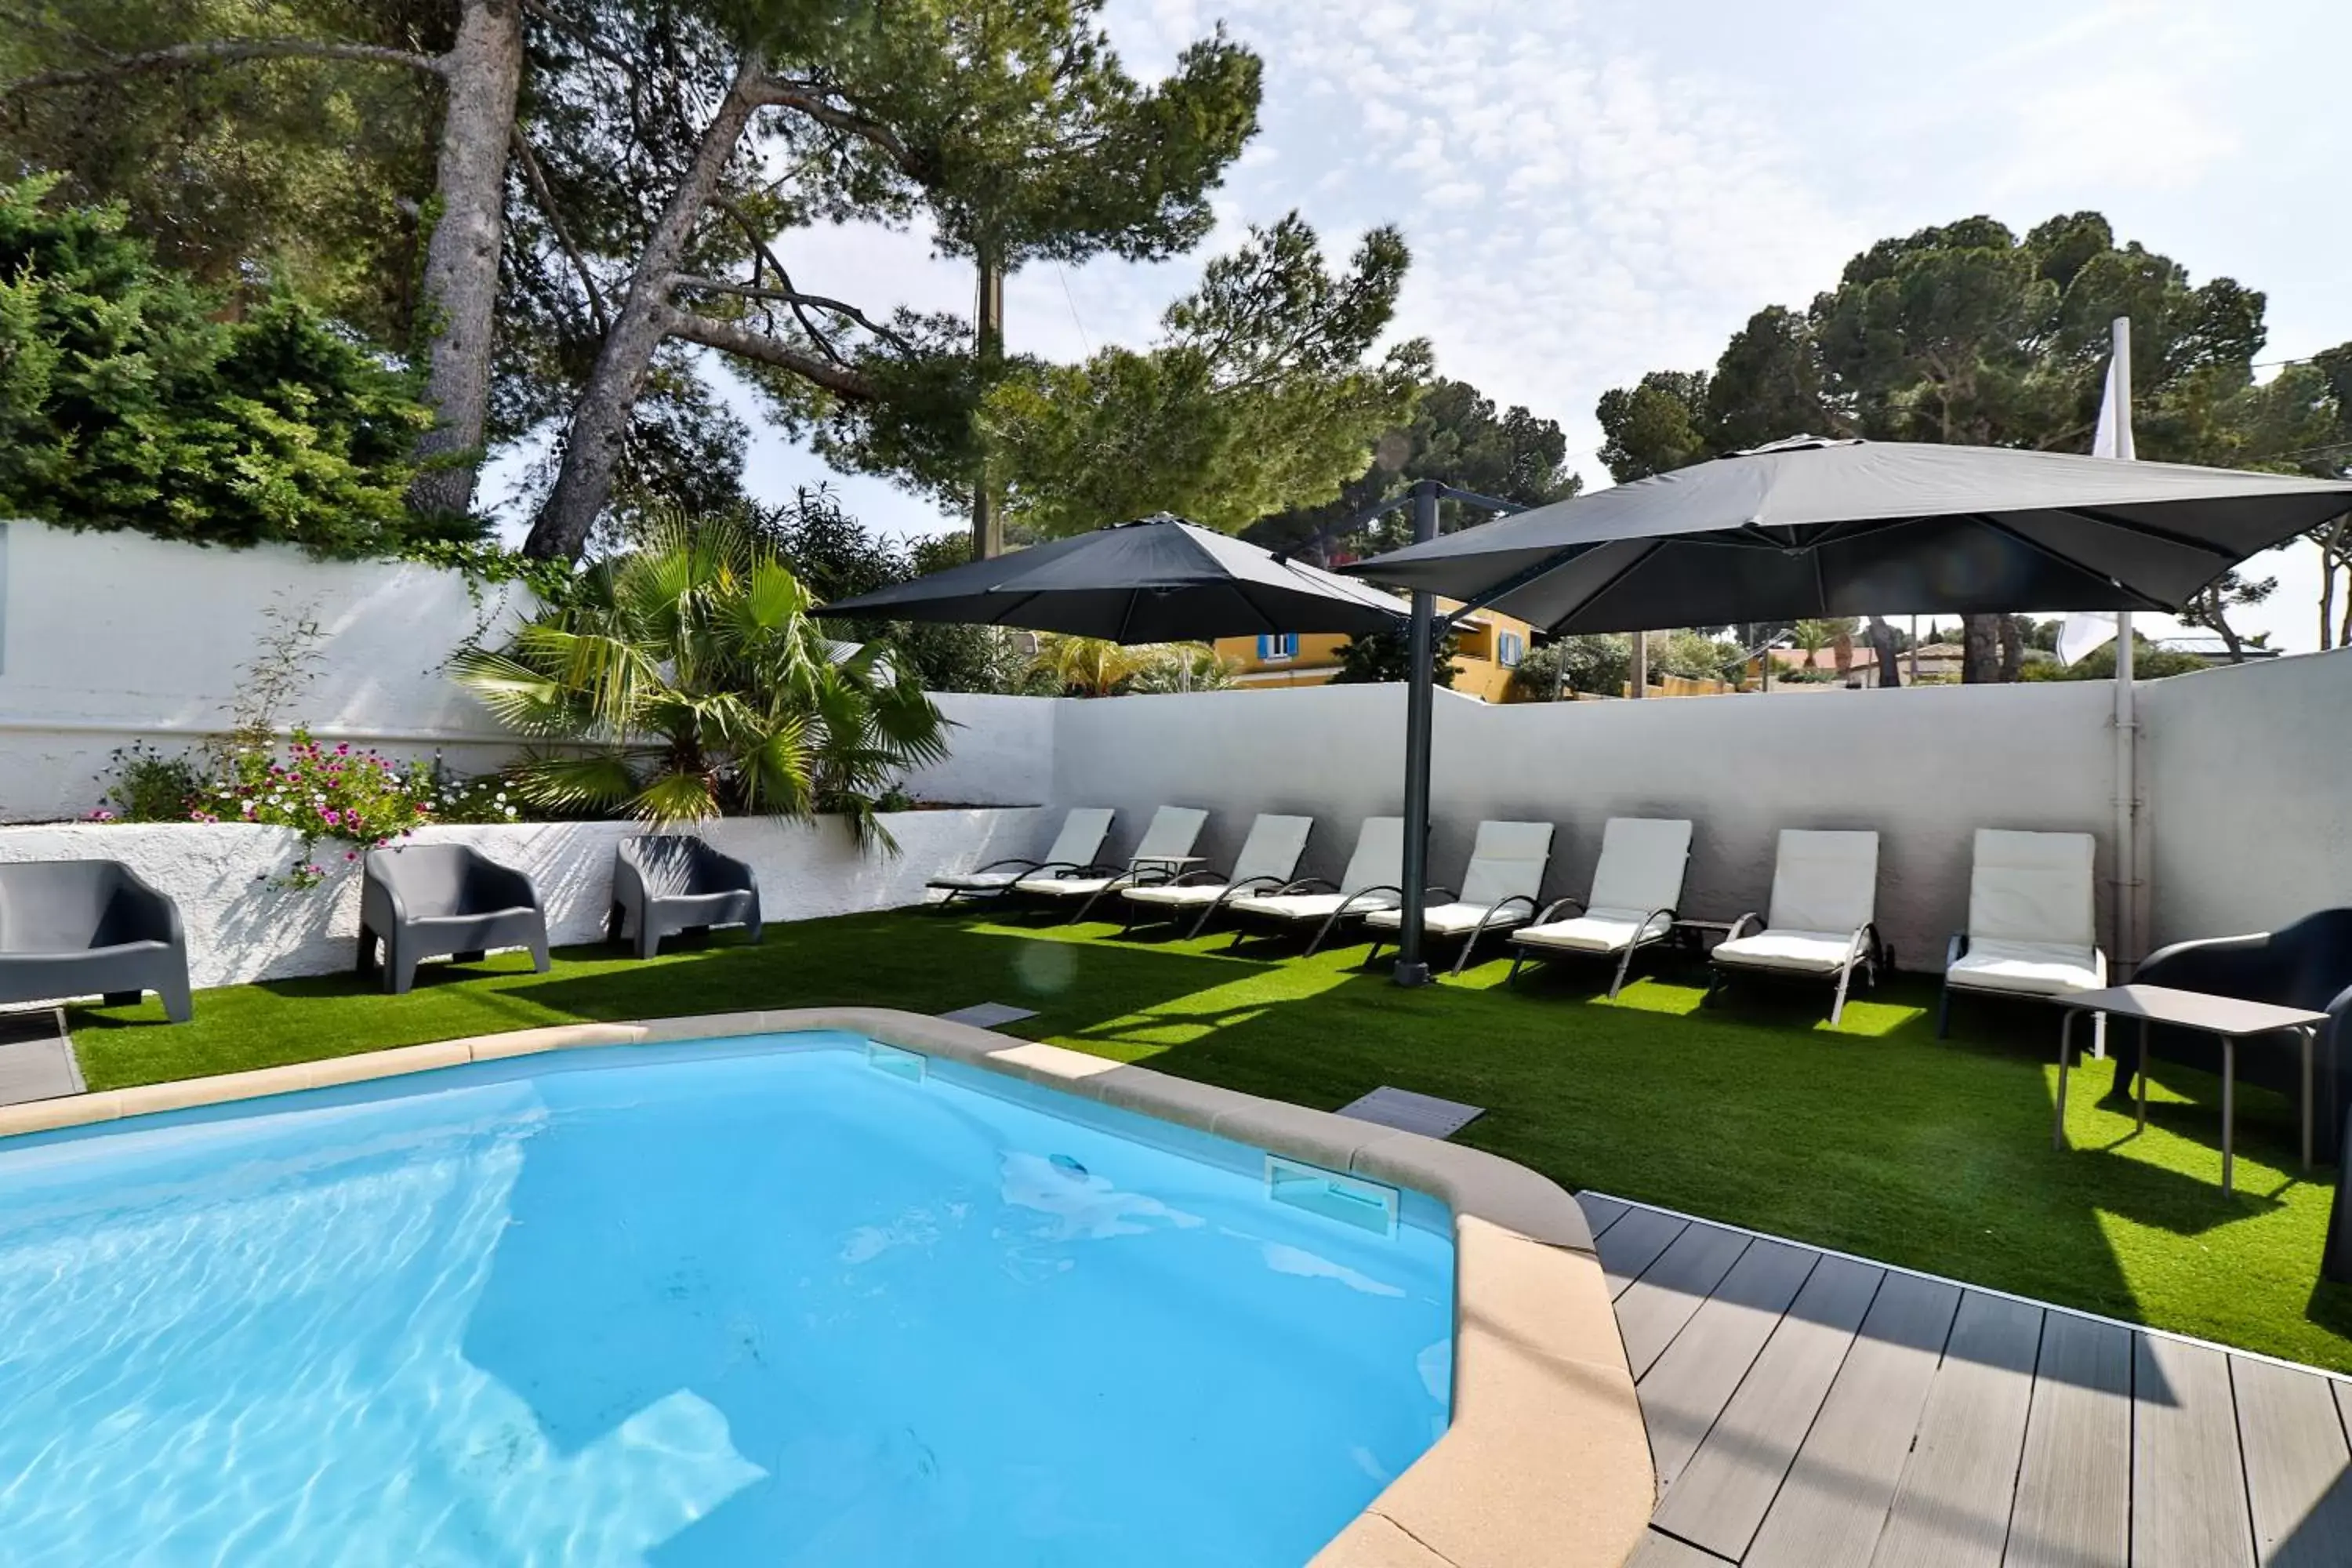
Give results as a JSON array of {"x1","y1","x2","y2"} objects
[
  {"x1": 452, "y1": 509, "x2": 949, "y2": 846},
  {"x1": 188, "y1": 731, "x2": 437, "y2": 887},
  {"x1": 757, "y1": 485, "x2": 1029, "y2": 693},
  {"x1": 2019, "y1": 639, "x2": 2209, "y2": 681},
  {"x1": 0, "y1": 177, "x2": 448, "y2": 554},
  {"x1": 1506, "y1": 633, "x2": 1628, "y2": 701},
  {"x1": 978, "y1": 216, "x2": 1431, "y2": 535},
  {"x1": 1248, "y1": 376, "x2": 1581, "y2": 559},
  {"x1": 1123, "y1": 643, "x2": 1236, "y2": 695},
  {"x1": 96, "y1": 741, "x2": 205, "y2": 822},
  {"x1": 1649, "y1": 629, "x2": 1743, "y2": 683},
  {"x1": 1332, "y1": 624, "x2": 1461, "y2": 688},
  {"x1": 399, "y1": 537, "x2": 584, "y2": 608}
]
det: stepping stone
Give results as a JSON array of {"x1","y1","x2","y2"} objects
[
  {"x1": 1336, "y1": 1086, "x2": 1483, "y2": 1138},
  {"x1": 935, "y1": 1001, "x2": 1040, "y2": 1029},
  {"x1": 0, "y1": 1008, "x2": 83, "y2": 1107}
]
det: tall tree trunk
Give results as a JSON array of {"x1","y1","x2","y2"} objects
[
  {"x1": 2320, "y1": 521, "x2": 2347, "y2": 651},
  {"x1": 970, "y1": 245, "x2": 1005, "y2": 559},
  {"x1": 405, "y1": 0, "x2": 524, "y2": 518},
  {"x1": 524, "y1": 61, "x2": 768, "y2": 560},
  {"x1": 1962, "y1": 614, "x2": 1999, "y2": 683},
  {"x1": 1997, "y1": 615, "x2": 2024, "y2": 681},
  {"x1": 1865, "y1": 615, "x2": 1900, "y2": 687}
]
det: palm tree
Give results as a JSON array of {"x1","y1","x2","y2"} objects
[
  {"x1": 453, "y1": 510, "x2": 948, "y2": 848},
  {"x1": 1025, "y1": 634, "x2": 1152, "y2": 697}
]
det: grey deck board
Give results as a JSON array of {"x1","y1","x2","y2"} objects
[
  {"x1": 1582, "y1": 1193, "x2": 2352, "y2": 1568},
  {"x1": 2133, "y1": 1334, "x2": 2257, "y2": 1568},
  {"x1": 1743, "y1": 1270, "x2": 1964, "y2": 1568},
  {"x1": 1648, "y1": 1251, "x2": 1886, "y2": 1559},
  {"x1": 1639, "y1": 1239, "x2": 1822, "y2": 1486},
  {"x1": 1599, "y1": 1205, "x2": 1691, "y2": 1298},
  {"x1": 1579, "y1": 1191, "x2": 1634, "y2": 1238},
  {"x1": 2003, "y1": 1311, "x2": 2132, "y2": 1568},
  {"x1": 1631, "y1": 1528, "x2": 1740, "y2": 1566},
  {"x1": 1616, "y1": 1222, "x2": 1755, "y2": 1378},
  {"x1": 1869, "y1": 1291, "x2": 2045, "y2": 1568},
  {"x1": 2232, "y1": 1354, "x2": 2352, "y2": 1566}
]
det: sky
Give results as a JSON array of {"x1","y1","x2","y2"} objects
[{"x1": 499, "y1": 0, "x2": 2352, "y2": 651}]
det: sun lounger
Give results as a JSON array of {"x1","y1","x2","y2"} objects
[
  {"x1": 1120, "y1": 814, "x2": 1315, "y2": 937},
  {"x1": 926, "y1": 808, "x2": 1114, "y2": 906},
  {"x1": 1363, "y1": 820, "x2": 1555, "y2": 975},
  {"x1": 1939, "y1": 829, "x2": 2104, "y2": 1036},
  {"x1": 1226, "y1": 816, "x2": 1406, "y2": 954},
  {"x1": 1708, "y1": 829, "x2": 1882, "y2": 1023},
  {"x1": 1508, "y1": 818, "x2": 1693, "y2": 996},
  {"x1": 1015, "y1": 806, "x2": 1209, "y2": 922}
]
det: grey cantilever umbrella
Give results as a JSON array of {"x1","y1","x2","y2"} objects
[
  {"x1": 816, "y1": 514, "x2": 1409, "y2": 642},
  {"x1": 1346, "y1": 436, "x2": 2352, "y2": 631}
]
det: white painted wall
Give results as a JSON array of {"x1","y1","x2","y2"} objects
[
  {"x1": 0, "y1": 520, "x2": 534, "y2": 821},
  {"x1": 0, "y1": 809, "x2": 1048, "y2": 989},
  {"x1": 1051, "y1": 680, "x2": 2124, "y2": 972},
  {"x1": 2141, "y1": 647, "x2": 2352, "y2": 948},
  {"x1": 0, "y1": 521, "x2": 1049, "y2": 818}
]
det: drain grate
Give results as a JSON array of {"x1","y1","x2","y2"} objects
[{"x1": 1335, "y1": 1086, "x2": 1484, "y2": 1139}]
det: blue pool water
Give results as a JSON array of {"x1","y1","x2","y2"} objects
[{"x1": 0, "y1": 1034, "x2": 1454, "y2": 1566}]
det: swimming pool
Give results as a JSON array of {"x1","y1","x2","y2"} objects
[{"x1": 0, "y1": 1031, "x2": 1454, "y2": 1566}]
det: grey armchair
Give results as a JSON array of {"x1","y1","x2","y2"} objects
[
  {"x1": 358, "y1": 844, "x2": 549, "y2": 995},
  {"x1": 608, "y1": 835, "x2": 762, "y2": 960},
  {"x1": 0, "y1": 859, "x2": 191, "y2": 1022},
  {"x1": 2118, "y1": 908, "x2": 2352, "y2": 1167}
]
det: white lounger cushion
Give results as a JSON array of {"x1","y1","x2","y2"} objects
[
  {"x1": 1237, "y1": 889, "x2": 1400, "y2": 923},
  {"x1": 1711, "y1": 929, "x2": 1864, "y2": 974},
  {"x1": 1363, "y1": 900, "x2": 1532, "y2": 936},
  {"x1": 1947, "y1": 938, "x2": 2105, "y2": 996},
  {"x1": 1123, "y1": 815, "x2": 1314, "y2": 907},
  {"x1": 1019, "y1": 806, "x2": 1206, "y2": 895},
  {"x1": 1228, "y1": 816, "x2": 1403, "y2": 921},
  {"x1": 1514, "y1": 907, "x2": 1673, "y2": 955},
  {"x1": 1965, "y1": 829, "x2": 2096, "y2": 947},
  {"x1": 1362, "y1": 820, "x2": 1552, "y2": 935},
  {"x1": 1586, "y1": 818, "x2": 1693, "y2": 917},
  {"x1": 1766, "y1": 829, "x2": 1879, "y2": 935},
  {"x1": 931, "y1": 808, "x2": 1114, "y2": 890}
]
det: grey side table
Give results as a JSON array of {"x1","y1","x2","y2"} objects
[{"x1": 2054, "y1": 983, "x2": 2331, "y2": 1196}]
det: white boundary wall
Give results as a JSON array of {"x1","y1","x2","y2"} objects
[
  {"x1": 0, "y1": 810, "x2": 1049, "y2": 989},
  {"x1": 0, "y1": 521, "x2": 1050, "y2": 818}
]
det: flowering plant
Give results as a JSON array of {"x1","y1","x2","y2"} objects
[{"x1": 189, "y1": 730, "x2": 437, "y2": 888}]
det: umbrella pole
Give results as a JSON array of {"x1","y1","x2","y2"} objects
[{"x1": 1396, "y1": 481, "x2": 1439, "y2": 987}]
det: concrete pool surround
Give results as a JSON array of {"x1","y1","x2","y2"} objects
[{"x1": 0, "y1": 1008, "x2": 1655, "y2": 1568}]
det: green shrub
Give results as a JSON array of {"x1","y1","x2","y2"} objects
[
  {"x1": 0, "y1": 175, "x2": 450, "y2": 557},
  {"x1": 96, "y1": 741, "x2": 202, "y2": 821}
]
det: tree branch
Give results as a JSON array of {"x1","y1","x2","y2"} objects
[
  {"x1": 517, "y1": 0, "x2": 637, "y2": 76},
  {"x1": 511, "y1": 128, "x2": 609, "y2": 336},
  {"x1": 706, "y1": 199, "x2": 850, "y2": 366},
  {"x1": 747, "y1": 77, "x2": 916, "y2": 175},
  {"x1": 664, "y1": 307, "x2": 879, "y2": 400},
  {"x1": 671, "y1": 272, "x2": 907, "y2": 350},
  {"x1": 0, "y1": 37, "x2": 446, "y2": 99}
]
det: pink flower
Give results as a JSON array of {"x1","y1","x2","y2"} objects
[
  {"x1": 344, "y1": 850, "x2": 358, "y2": 862},
  {"x1": 321, "y1": 808, "x2": 341, "y2": 827}
]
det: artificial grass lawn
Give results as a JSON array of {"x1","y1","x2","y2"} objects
[{"x1": 66, "y1": 909, "x2": 2352, "y2": 1374}]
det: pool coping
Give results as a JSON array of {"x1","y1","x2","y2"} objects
[{"x1": 0, "y1": 1009, "x2": 1657, "y2": 1568}]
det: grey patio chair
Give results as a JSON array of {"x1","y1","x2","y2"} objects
[
  {"x1": 1707, "y1": 829, "x2": 1884, "y2": 1023},
  {"x1": 0, "y1": 859, "x2": 191, "y2": 1022},
  {"x1": 1508, "y1": 817, "x2": 1693, "y2": 997},
  {"x1": 2121, "y1": 907, "x2": 2352, "y2": 1173},
  {"x1": 609, "y1": 835, "x2": 762, "y2": 960},
  {"x1": 926, "y1": 808, "x2": 1116, "y2": 908},
  {"x1": 1120, "y1": 813, "x2": 1315, "y2": 938},
  {"x1": 1363, "y1": 819, "x2": 1555, "y2": 975},
  {"x1": 358, "y1": 844, "x2": 550, "y2": 995}
]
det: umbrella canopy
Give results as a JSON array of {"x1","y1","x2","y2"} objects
[
  {"x1": 1346, "y1": 437, "x2": 2352, "y2": 631},
  {"x1": 816, "y1": 514, "x2": 1410, "y2": 642}
]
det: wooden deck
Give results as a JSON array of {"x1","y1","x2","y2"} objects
[{"x1": 1577, "y1": 1193, "x2": 2352, "y2": 1568}]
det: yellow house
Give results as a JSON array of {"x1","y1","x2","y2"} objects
[{"x1": 1213, "y1": 600, "x2": 1537, "y2": 703}]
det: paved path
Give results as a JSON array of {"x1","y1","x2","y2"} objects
[{"x1": 1576, "y1": 1193, "x2": 2352, "y2": 1568}]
